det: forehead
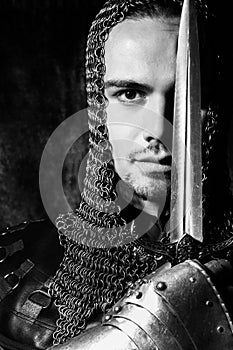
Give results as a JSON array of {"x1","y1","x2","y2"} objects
[{"x1": 104, "y1": 16, "x2": 180, "y2": 83}]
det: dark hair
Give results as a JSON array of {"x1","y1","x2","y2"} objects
[
  {"x1": 106, "y1": 0, "x2": 217, "y2": 109},
  {"x1": 124, "y1": 0, "x2": 182, "y2": 20}
]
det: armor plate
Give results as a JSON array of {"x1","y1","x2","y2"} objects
[{"x1": 50, "y1": 259, "x2": 233, "y2": 350}]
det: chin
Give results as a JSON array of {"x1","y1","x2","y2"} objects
[{"x1": 122, "y1": 171, "x2": 169, "y2": 203}]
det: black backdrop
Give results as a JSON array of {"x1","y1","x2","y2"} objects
[
  {"x1": 0, "y1": 0, "x2": 107, "y2": 227},
  {"x1": 0, "y1": 0, "x2": 233, "y2": 227}
]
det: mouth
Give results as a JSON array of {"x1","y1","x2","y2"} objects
[
  {"x1": 133, "y1": 154, "x2": 172, "y2": 172},
  {"x1": 134, "y1": 161, "x2": 171, "y2": 173}
]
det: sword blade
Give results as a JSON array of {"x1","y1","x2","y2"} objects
[
  {"x1": 186, "y1": 0, "x2": 202, "y2": 241},
  {"x1": 169, "y1": 0, "x2": 203, "y2": 243}
]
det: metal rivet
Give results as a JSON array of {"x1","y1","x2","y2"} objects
[
  {"x1": 156, "y1": 282, "x2": 167, "y2": 291},
  {"x1": 206, "y1": 300, "x2": 214, "y2": 307},
  {"x1": 114, "y1": 306, "x2": 121, "y2": 313},
  {"x1": 189, "y1": 277, "x2": 196, "y2": 283},
  {"x1": 217, "y1": 326, "x2": 225, "y2": 333},
  {"x1": 135, "y1": 291, "x2": 142, "y2": 299}
]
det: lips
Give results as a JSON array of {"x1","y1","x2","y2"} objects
[
  {"x1": 135, "y1": 162, "x2": 171, "y2": 173},
  {"x1": 133, "y1": 153, "x2": 172, "y2": 166},
  {"x1": 132, "y1": 153, "x2": 172, "y2": 174}
]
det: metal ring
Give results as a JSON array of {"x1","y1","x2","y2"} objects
[
  {"x1": 4, "y1": 272, "x2": 20, "y2": 291},
  {"x1": 0, "y1": 246, "x2": 7, "y2": 263}
]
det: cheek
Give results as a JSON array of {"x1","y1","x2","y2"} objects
[
  {"x1": 106, "y1": 105, "x2": 145, "y2": 144},
  {"x1": 106, "y1": 103, "x2": 144, "y2": 125},
  {"x1": 106, "y1": 123, "x2": 140, "y2": 157},
  {"x1": 107, "y1": 124, "x2": 134, "y2": 140},
  {"x1": 107, "y1": 127, "x2": 135, "y2": 163}
]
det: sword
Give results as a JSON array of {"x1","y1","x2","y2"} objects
[{"x1": 169, "y1": 0, "x2": 203, "y2": 243}]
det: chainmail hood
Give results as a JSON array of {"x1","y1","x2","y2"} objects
[{"x1": 49, "y1": 0, "x2": 233, "y2": 344}]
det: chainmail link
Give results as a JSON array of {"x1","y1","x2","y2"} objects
[{"x1": 49, "y1": 0, "x2": 233, "y2": 345}]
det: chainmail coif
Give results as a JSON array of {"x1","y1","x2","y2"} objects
[{"x1": 49, "y1": 0, "x2": 233, "y2": 345}]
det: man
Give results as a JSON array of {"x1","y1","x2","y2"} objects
[{"x1": 1, "y1": 0, "x2": 233, "y2": 349}]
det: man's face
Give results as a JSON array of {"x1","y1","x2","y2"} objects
[{"x1": 104, "y1": 16, "x2": 180, "y2": 213}]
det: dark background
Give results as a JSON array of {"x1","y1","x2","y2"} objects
[
  {"x1": 0, "y1": 0, "x2": 233, "y2": 228},
  {"x1": 0, "y1": 0, "x2": 107, "y2": 227}
]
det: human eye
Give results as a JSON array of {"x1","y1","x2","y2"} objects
[{"x1": 113, "y1": 89, "x2": 147, "y2": 105}]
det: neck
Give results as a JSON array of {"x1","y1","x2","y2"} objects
[{"x1": 119, "y1": 192, "x2": 168, "y2": 243}]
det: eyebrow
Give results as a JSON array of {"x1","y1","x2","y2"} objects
[{"x1": 104, "y1": 79, "x2": 154, "y2": 93}]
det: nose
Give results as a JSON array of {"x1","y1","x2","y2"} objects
[
  {"x1": 142, "y1": 113, "x2": 165, "y2": 142},
  {"x1": 142, "y1": 92, "x2": 173, "y2": 150}
]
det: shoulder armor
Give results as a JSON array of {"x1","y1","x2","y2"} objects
[
  {"x1": 54, "y1": 259, "x2": 233, "y2": 350},
  {"x1": 0, "y1": 219, "x2": 64, "y2": 350}
]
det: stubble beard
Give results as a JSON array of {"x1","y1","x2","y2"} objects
[
  {"x1": 122, "y1": 170, "x2": 171, "y2": 204},
  {"x1": 113, "y1": 143, "x2": 172, "y2": 211}
]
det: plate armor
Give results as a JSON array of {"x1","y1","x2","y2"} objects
[{"x1": 50, "y1": 259, "x2": 233, "y2": 350}]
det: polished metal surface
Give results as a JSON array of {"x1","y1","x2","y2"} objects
[
  {"x1": 49, "y1": 260, "x2": 233, "y2": 350},
  {"x1": 170, "y1": 0, "x2": 203, "y2": 243}
]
